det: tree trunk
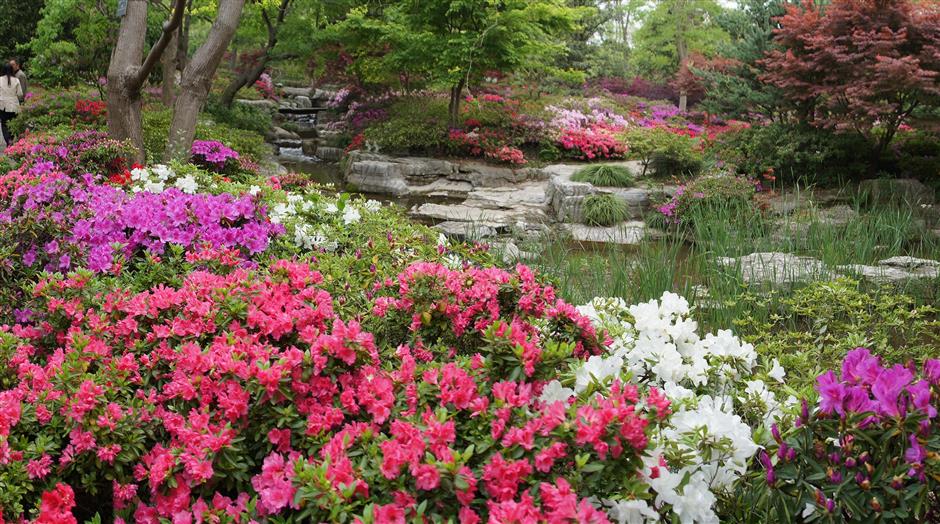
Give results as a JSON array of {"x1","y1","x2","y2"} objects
[
  {"x1": 220, "y1": 0, "x2": 293, "y2": 108},
  {"x1": 107, "y1": 0, "x2": 150, "y2": 162},
  {"x1": 165, "y1": 0, "x2": 247, "y2": 162},
  {"x1": 220, "y1": 59, "x2": 267, "y2": 108},
  {"x1": 448, "y1": 78, "x2": 466, "y2": 129},
  {"x1": 107, "y1": 0, "x2": 187, "y2": 161},
  {"x1": 161, "y1": 30, "x2": 179, "y2": 107},
  {"x1": 676, "y1": 0, "x2": 690, "y2": 112}
]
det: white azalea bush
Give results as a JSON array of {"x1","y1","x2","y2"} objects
[{"x1": 542, "y1": 293, "x2": 796, "y2": 523}]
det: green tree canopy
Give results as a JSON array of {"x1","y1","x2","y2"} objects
[{"x1": 630, "y1": 0, "x2": 729, "y2": 82}]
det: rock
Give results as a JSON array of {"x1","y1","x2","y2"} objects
[
  {"x1": 235, "y1": 99, "x2": 278, "y2": 112},
  {"x1": 271, "y1": 126, "x2": 301, "y2": 141},
  {"x1": 410, "y1": 203, "x2": 547, "y2": 226},
  {"x1": 544, "y1": 166, "x2": 596, "y2": 223},
  {"x1": 817, "y1": 204, "x2": 859, "y2": 226},
  {"x1": 316, "y1": 147, "x2": 344, "y2": 162},
  {"x1": 281, "y1": 86, "x2": 312, "y2": 98},
  {"x1": 838, "y1": 256, "x2": 940, "y2": 284},
  {"x1": 860, "y1": 178, "x2": 935, "y2": 207},
  {"x1": 543, "y1": 163, "x2": 652, "y2": 223},
  {"x1": 452, "y1": 162, "x2": 542, "y2": 187},
  {"x1": 301, "y1": 139, "x2": 318, "y2": 157},
  {"x1": 498, "y1": 241, "x2": 538, "y2": 264},
  {"x1": 463, "y1": 183, "x2": 548, "y2": 211},
  {"x1": 717, "y1": 252, "x2": 836, "y2": 286},
  {"x1": 434, "y1": 221, "x2": 498, "y2": 240},
  {"x1": 295, "y1": 95, "x2": 312, "y2": 109},
  {"x1": 562, "y1": 222, "x2": 647, "y2": 245},
  {"x1": 609, "y1": 188, "x2": 651, "y2": 218}
]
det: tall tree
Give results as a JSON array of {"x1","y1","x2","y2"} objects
[
  {"x1": 631, "y1": 0, "x2": 728, "y2": 108},
  {"x1": 696, "y1": 0, "x2": 786, "y2": 119},
  {"x1": 28, "y1": 0, "x2": 119, "y2": 88},
  {"x1": 106, "y1": 0, "x2": 188, "y2": 161},
  {"x1": 165, "y1": 0, "x2": 247, "y2": 160},
  {"x1": 0, "y1": 0, "x2": 45, "y2": 63},
  {"x1": 218, "y1": 0, "x2": 294, "y2": 107},
  {"x1": 321, "y1": 0, "x2": 583, "y2": 126},
  {"x1": 761, "y1": 0, "x2": 940, "y2": 156}
]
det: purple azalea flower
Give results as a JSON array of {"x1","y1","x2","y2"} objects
[
  {"x1": 842, "y1": 348, "x2": 882, "y2": 385},
  {"x1": 816, "y1": 371, "x2": 847, "y2": 416},
  {"x1": 907, "y1": 380, "x2": 937, "y2": 418},
  {"x1": 905, "y1": 434, "x2": 926, "y2": 464},
  {"x1": 925, "y1": 359, "x2": 940, "y2": 385},
  {"x1": 872, "y1": 365, "x2": 913, "y2": 418}
]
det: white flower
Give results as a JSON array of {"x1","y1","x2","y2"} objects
[
  {"x1": 248, "y1": 185, "x2": 262, "y2": 196},
  {"x1": 364, "y1": 199, "x2": 382, "y2": 212},
  {"x1": 342, "y1": 207, "x2": 361, "y2": 225},
  {"x1": 605, "y1": 499, "x2": 659, "y2": 524},
  {"x1": 324, "y1": 203, "x2": 338, "y2": 214},
  {"x1": 539, "y1": 380, "x2": 575, "y2": 404},
  {"x1": 142, "y1": 180, "x2": 165, "y2": 193},
  {"x1": 151, "y1": 164, "x2": 174, "y2": 181},
  {"x1": 174, "y1": 175, "x2": 198, "y2": 194},
  {"x1": 444, "y1": 253, "x2": 462, "y2": 269},
  {"x1": 575, "y1": 355, "x2": 623, "y2": 392},
  {"x1": 437, "y1": 233, "x2": 449, "y2": 247},
  {"x1": 768, "y1": 358, "x2": 786, "y2": 383},
  {"x1": 130, "y1": 167, "x2": 149, "y2": 182}
]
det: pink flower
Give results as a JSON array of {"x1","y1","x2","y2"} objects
[{"x1": 411, "y1": 463, "x2": 441, "y2": 490}]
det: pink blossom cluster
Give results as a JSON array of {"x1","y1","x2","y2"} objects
[
  {"x1": 191, "y1": 140, "x2": 240, "y2": 173},
  {"x1": 557, "y1": 126, "x2": 627, "y2": 160},
  {"x1": 0, "y1": 256, "x2": 668, "y2": 522}
]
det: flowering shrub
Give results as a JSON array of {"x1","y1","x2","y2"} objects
[
  {"x1": 656, "y1": 175, "x2": 757, "y2": 225},
  {"x1": 254, "y1": 73, "x2": 277, "y2": 100},
  {"x1": 557, "y1": 126, "x2": 627, "y2": 160},
  {"x1": 73, "y1": 99, "x2": 106, "y2": 124},
  {"x1": 554, "y1": 294, "x2": 791, "y2": 523},
  {"x1": 0, "y1": 259, "x2": 674, "y2": 523},
  {"x1": 191, "y1": 140, "x2": 240, "y2": 174},
  {"x1": 750, "y1": 349, "x2": 939, "y2": 522}
]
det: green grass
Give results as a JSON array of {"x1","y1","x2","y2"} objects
[
  {"x1": 571, "y1": 164, "x2": 635, "y2": 187},
  {"x1": 583, "y1": 194, "x2": 630, "y2": 226}
]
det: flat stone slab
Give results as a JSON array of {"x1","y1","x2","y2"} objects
[
  {"x1": 463, "y1": 183, "x2": 549, "y2": 210},
  {"x1": 717, "y1": 252, "x2": 837, "y2": 286},
  {"x1": 434, "y1": 221, "x2": 499, "y2": 240},
  {"x1": 410, "y1": 203, "x2": 547, "y2": 225},
  {"x1": 838, "y1": 256, "x2": 940, "y2": 284},
  {"x1": 562, "y1": 222, "x2": 647, "y2": 245}
]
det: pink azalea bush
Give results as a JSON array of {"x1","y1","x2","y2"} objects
[
  {"x1": 191, "y1": 140, "x2": 241, "y2": 174},
  {"x1": 0, "y1": 255, "x2": 671, "y2": 523}
]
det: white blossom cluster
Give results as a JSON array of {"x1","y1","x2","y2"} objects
[
  {"x1": 542, "y1": 293, "x2": 793, "y2": 524},
  {"x1": 269, "y1": 192, "x2": 383, "y2": 251},
  {"x1": 130, "y1": 165, "x2": 199, "y2": 194}
]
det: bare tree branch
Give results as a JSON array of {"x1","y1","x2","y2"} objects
[{"x1": 132, "y1": 0, "x2": 188, "y2": 89}]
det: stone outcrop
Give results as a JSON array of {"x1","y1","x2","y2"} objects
[
  {"x1": 860, "y1": 178, "x2": 935, "y2": 207},
  {"x1": 561, "y1": 222, "x2": 647, "y2": 245},
  {"x1": 543, "y1": 162, "x2": 651, "y2": 223},
  {"x1": 344, "y1": 152, "x2": 545, "y2": 199},
  {"x1": 717, "y1": 252, "x2": 836, "y2": 286},
  {"x1": 837, "y1": 256, "x2": 940, "y2": 284},
  {"x1": 719, "y1": 252, "x2": 940, "y2": 286}
]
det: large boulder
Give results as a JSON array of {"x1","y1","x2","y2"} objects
[
  {"x1": 281, "y1": 86, "x2": 312, "y2": 98},
  {"x1": 717, "y1": 252, "x2": 837, "y2": 286},
  {"x1": 838, "y1": 256, "x2": 940, "y2": 284},
  {"x1": 562, "y1": 222, "x2": 647, "y2": 245},
  {"x1": 860, "y1": 178, "x2": 935, "y2": 207}
]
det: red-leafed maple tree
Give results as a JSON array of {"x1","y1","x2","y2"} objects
[{"x1": 760, "y1": 0, "x2": 940, "y2": 155}]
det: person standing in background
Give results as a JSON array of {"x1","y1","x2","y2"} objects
[
  {"x1": 10, "y1": 58, "x2": 27, "y2": 102},
  {"x1": 0, "y1": 63, "x2": 23, "y2": 146}
]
